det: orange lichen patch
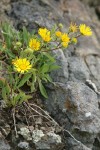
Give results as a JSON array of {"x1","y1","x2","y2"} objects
[{"x1": 64, "y1": 97, "x2": 77, "y2": 111}]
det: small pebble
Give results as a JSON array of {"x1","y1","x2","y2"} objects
[{"x1": 85, "y1": 112, "x2": 91, "y2": 117}]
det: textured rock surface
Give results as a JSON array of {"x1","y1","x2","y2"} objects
[
  {"x1": 18, "y1": 127, "x2": 63, "y2": 150},
  {"x1": 0, "y1": 139, "x2": 11, "y2": 150},
  {"x1": 0, "y1": 0, "x2": 11, "y2": 24},
  {"x1": 0, "y1": 0, "x2": 100, "y2": 149},
  {"x1": 0, "y1": 132, "x2": 11, "y2": 150},
  {"x1": 45, "y1": 81, "x2": 100, "y2": 149},
  {"x1": 17, "y1": 141, "x2": 29, "y2": 150}
]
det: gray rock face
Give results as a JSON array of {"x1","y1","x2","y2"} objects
[
  {"x1": 81, "y1": 0, "x2": 100, "y2": 8},
  {"x1": 45, "y1": 81, "x2": 100, "y2": 149},
  {"x1": 17, "y1": 127, "x2": 63, "y2": 150},
  {"x1": 35, "y1": 131, "x2": 63, "y2": 150},
  {"x1": 86, "y1": 56, "x2": 100, "y2": 90},
  {"x1": 0, "y1": 139, "x2": 11, "y2": 150},
  {"x1": 68, "y1": 57, "x2": 90, "y2": 81},
  {"x1": 65, "y1": 137, "x2": 91, "y2": 150},
  {"x1": 50, "y1": 49, "x2": 69, "y2": 84},
  {"x1": 18, "y1": 141, "x2": 29, "y2": 150},
  {"x1": 0, "y1": 0, "x2": 11, "y2": 24}
]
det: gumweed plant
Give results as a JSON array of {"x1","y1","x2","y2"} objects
[{"x1": 0, "y1": 23, "x2": 92, "y2": 107}]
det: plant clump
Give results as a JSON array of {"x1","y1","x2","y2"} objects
[{"x1": 0, "y1": 23, "x2": 92, "y2": 107}]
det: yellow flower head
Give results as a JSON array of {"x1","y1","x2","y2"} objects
[
  {"x1": 62, "y1": 42, "x2": 68, "y2": 48},
  {"x1": 79, "y1": 24, "x2": 92, "y2": 36},
  {"x1": 61, "y1": 33, "x2": 70, "y2": 43},
  {"x1": 29, "y1": 39, "x2": 40, "y2": 51},
  {"x1": 38, "y1": 28, "x2": 51, "y2": 42},
  {"x1": 69, "y1": 22, "x2": 78, "y2": 32},
  {"x1": 12, "y1": 58, "x2": 32, "y2": 74},
  {"x1": 55, "y1": 31, "x2": 62, "y2": 37}
]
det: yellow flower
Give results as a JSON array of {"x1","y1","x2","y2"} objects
[
  {"x1": 69, "y1": 22, "x2": 78, "y2": 32},
  {"x1": 62, "y1": 42, "x2": 68, "y2": 48},
  {"x1": 55, "y1": 31, "x2": 62, "y2": 37},
  {"x1": 38, "y1": 28, "x2": 51, "y2": 42},
  {"x1": 12, "y1": 58, "x2": 32, "y2": 73},
  {"x1": 29, "y1": 39, "x2": 40, "y2": 51},
  {"x1": 43, "y1": 35, "x2": 51, "y2": 42},
  {"x1": 38, "y1": 28, "x2": 47, "y2": 36},
  {"x1": 79, "y1": 24, "x2": 92, "y2": 36},
  {"x1": 61, "y1": 33, "x2": 70, "y2": 43}
]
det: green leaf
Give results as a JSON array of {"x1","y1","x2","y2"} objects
[
  {"x1": 43, "y1": 52, "x2": 55, "y2": 62},
  {"x1": 1, "y1": 23, "x2": 16, "y2": 49},
  {"x1": 2, "y1": 87, "x2": 7, "y2": 100},
  {"x1": 5, "y1": 84, "x2": 11, "y2": 95},
  {"x1": 6, "y1": 49, "x2": 15, "y2": 58},
  {"x1": 0, "y1": 78, "x2": 5, "y2": 87},
  {"x1": 18, "y1": 92, "x2": 32, "y2": 105},
  {"x1": 30, "y1": 73, "x2": 36, "y2": 92},
  {"x1": 40, "y1": 64, "x2": 49, "y2": 73},
  {"x1": 49, "y1": 65, "x2": 60, "y2": 71},
  {"x1": 17, "y1": 74, "x2": 32, "y2": 88},
  {"x1": 12, "y1": 93, "x2": 21, "y2": 106},
  {"x1": 38, "y1": 79, "x2": 48, "y2": 98},
  {"x1": 44, "y1": 74, "x2": 52, "y2": 82},
  {"x1": 30, "y1": 83, "x2": 35, "y2": 92},
  {"x1": 22, "y1": 26, "x2": 30, "y2": 45}
]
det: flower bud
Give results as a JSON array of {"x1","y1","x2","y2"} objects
[
  {"x1": 72, "y1": 38, "x2": 77, "y2": 44},
  {"x1": 15, "y1": 42, "x2": 22, "y2": 47},
  {"x1": 24, "y1": 48, "x2": 33, "y2": 53},
  {"x1": 58, "y1": 23, "x2": 63, "y2": 28}
]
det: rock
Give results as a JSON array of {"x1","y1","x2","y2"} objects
[
  {"x1": 0, "y1": 138, "x2": 11, "y2": 150},
  {"x1": 47, "y1": 131, "x2": 61, "y2": 143},
  {"x1": 32, "y1": 129, "x2": 44, "y2": 143},
  {"x1": 96, "y1": 6, "x2": 100, "y2": 19},
  {"x1": 85, "y1": 55, "x2": 100, "y2": 90},
  {"x1": 81, "y1": 0, "x2": 100, "y2": 6},
  {"x1": 50, "y1": 49, "x2": 69, "y2": 83},
  {"x1": 18, "y1": 141, "x2": 29, "y2": 150},
  {"x1": 0, "y1": 131, "x2": 11, "y2": 150},
  {"x1": 35, "y1": 131, "x2": 63, "y2": 150},
  {"x1": 68, "y1": 56, "x2": 90, "y2": 81},
  {"x1": 35, "y1": 141, "x2": 50, "y2": 150},
  {"x1": 65, "y1": 137, "x2": 91, "y2": 150},
  {"x1": 0, "y1": 0, "x2": 11, "y2": 24},
  {"x1": 0, "y1": 0, "x2": 100, "y2": 149},
  {"x1": 17, "y1": 127, "x2": 63, "y2": 150},
  {"x1": 45, "y1": 81, "x2": 100, "y2": 149},
  {"x1": 18, "y1": 127, "x2": 32, "y2": 141}
]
